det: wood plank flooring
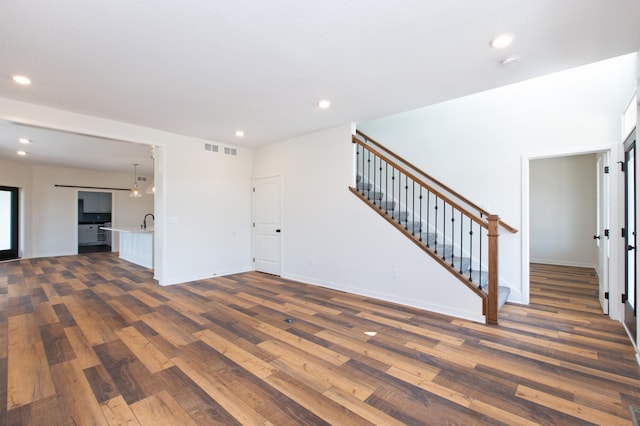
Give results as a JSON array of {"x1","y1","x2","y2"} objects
[{"x1": 0, "y1": 256, "x2": 638, "y2": 425}]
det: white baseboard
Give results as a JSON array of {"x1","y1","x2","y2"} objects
[
  {"x1": 530, "y1": 258, "x2": 596, "y2": 269},
  {"x1": 283, "y1": 272, "x2": 486, "y2": 324}
]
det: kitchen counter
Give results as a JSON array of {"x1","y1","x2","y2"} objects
[
  {"x1": 101, "y1": 226, "x2": 154, "y2": 233},
  {"x1": 101, "y1": 226, "x2": 154, "y2": 268}
]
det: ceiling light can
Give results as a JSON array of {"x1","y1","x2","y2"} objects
[
  {"x1": 12, "y1": 75, "x2": 31, "y2": 85},
  {"x1": 490, "y1": 33, "x2": 515, "y2": 49},
  {"x1": 317, "y1": 99, "x2": 331, "y2": 109}
]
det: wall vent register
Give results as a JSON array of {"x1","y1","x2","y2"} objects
[{"x1": 204, "y1": 143, "x2": 219, "y2": 152}]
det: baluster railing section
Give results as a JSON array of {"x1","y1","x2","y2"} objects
[{"x1": 351, "y1": 131, "x2": 517, "y2": 325}]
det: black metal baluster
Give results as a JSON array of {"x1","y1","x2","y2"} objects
[
  {"x1": 378, "y1": 157, "x2": 383, "y2": 210},
  {"x1": 459, "y1": 210, "x2": 464, "y2": 273},
  {"x1": 441, "y1": 200, "x2": 447, "y2": 260},
  {"x1": 355, "y1": 146, "x2": 360, "y2": 190},
  {"x1": 450, "y1": 205, "x2": 455, "y2": 267},
  {"x1": 392, "y1": 168, "x2": 397, "y2": 222},
  {"x1": 469, "y1": 218, "x2": 474, "y2": 283},
  {"x1": 479, "y1": 222, "x2": 483, "y2": 289},
  {"x1": 385, "y1": 162, "x2": 389, "y2": 215},
  {"x1": 404, "y1": 175, "x2": 409, "y2": 222},
  {"x1": 426, "y1": 191, "x2": 431, "y2": 247},
  {"x1": 361, "y1": 145, "x2": 365, "y2": 194},
  {"x1": 411, "y1": 181, "x2": 415, "y2": 234},
  {"x1": 434, "y1": 196, "x2": 439, "y2": 254},
  {"x1": 418, "y1": 187, "x2": 423, "y2": 241},
  {"x1": 372, "y1": 153, "x2": 376, "y2": 204},
  {"x1": 366, "y1": 150, "x2": 371, "y2": 199}
]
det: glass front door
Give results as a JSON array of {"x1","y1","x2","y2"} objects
[{"x1": 0, "y1": 186, "x2": 19, "y2": 261}]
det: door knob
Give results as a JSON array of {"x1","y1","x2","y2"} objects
[
  {"x1": 276, "y1": 229, "x2": 281, "y2": 233},
  {"x1": 593, "y1": 235, "x2": 600, "y2": 240},
  {"x1": 628, "y1": 245, "x2": 635, "y2": 251}
]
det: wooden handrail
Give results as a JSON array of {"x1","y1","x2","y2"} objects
[
  {"x1": 354, "y1": 130, "x2": 518, "y2": 234},
  {"x1": 353, "y1": 136, "x2": 489, "y2": 229}
]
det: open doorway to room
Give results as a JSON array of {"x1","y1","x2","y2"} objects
[
  {"x1": 529, "y1": 153, "x2": 607, "y2": 314},
  {"x1": 78, "y1": 191, "x2": 113, "y2": 254}
]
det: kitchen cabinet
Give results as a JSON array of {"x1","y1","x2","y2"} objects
[
  {"x1": 80, "y1": 191, "x2": 112, "y2": 213},
  {"x1": 78, "y1": 224, "x2": 98, "y2": 245}
]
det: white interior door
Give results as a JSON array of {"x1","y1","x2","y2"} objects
[
  {"x1": 253, "y1": 176, "x2": 282, "y2": 275},
  {"x1": 624, "y1": 131, "x2": 637, "y2": 339},
  {"x1": 596, "y1": 154, "x2": 610, "y2": 314}
]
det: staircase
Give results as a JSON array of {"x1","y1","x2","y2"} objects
[{"x1": 351, "y1": 131, "x2": 518, "y2": 325}]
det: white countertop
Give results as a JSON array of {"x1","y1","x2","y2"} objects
[{"x1": 101, "y1": 226, "x2": 154, "y2": 233}]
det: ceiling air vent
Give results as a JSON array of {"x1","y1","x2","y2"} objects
[
  {"x1": 224, "y1": 147, "x2": 237, "y2": 156},
  {"x1": 204, "y1": 143, "x2": 219, "y2": 152}
]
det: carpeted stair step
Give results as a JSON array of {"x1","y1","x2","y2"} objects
[
  {"x1": 416, "y1": 232, "x2": 437, "y2": 245},
  {"x1": 357, "y1": 182, "x2": 372, "y2": 191},
  {"x1": 450, "y1": 256, "x2": 471, "y2": 272},
  {"x1": 472, "y1": 272, "x2": 510, "y2": 309},
  {"x1": 403, "y1": 221, "x2": 424, "y2": 234},
  {"x1": 391, "y1": 211, "x2": 409, "y2": 221},
  {"x1": 362, "y1": 191, "x2": 384, "y2": 200},
  {"x1": 433, "y1": 244, "x2": 454, "y2": 258},
  {"x1": 373, "y1": 200, "x2": 396, "y2": 211}
]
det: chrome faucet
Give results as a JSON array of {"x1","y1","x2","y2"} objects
[{"x1": 143, "y1": 213, "x2": 155, "y2": 229}]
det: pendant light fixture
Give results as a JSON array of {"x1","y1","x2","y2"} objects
[
  {"x1": 145, "y1": 155, "x2": 155, "y2": 194},
  {"x1": 129, "y1": 163, "x2": 142, "y2": 198}
]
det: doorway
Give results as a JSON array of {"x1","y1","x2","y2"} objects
[
  {"x1": 0, "y1": 186, "x2": 19, "y2": 261},
  {"x1": 529, "y1": 154, "x2": 598, "y2": 268},
  {"x1": 78, "y1": 191, "x2": 113, "y2": 254},
  {"x1": 623, "y1": 128, "x2": 637, "y2": 339},
  {"x1": 253, "y1": 175, "x2": 282, "y2": 275}
]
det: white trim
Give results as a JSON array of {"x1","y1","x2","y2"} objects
[
  {"x1": 522, "y1": 145, "x2": 614, "y2": 309},
  {"x1": 530, "y1": 258, "x2": 597, "y2": 268}
]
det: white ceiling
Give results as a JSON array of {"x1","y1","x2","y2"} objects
[{"x1": 0, "y1": 0, "x2": 639, "y2": 173}]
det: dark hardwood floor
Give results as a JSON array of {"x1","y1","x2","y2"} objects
[{"x1": 0, "y1": 255, "x2": 638, "y2": 425}]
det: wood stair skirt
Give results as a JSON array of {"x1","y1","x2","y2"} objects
[{"x1": 354, "y1": 175, "x2": 510, "y2": 315}]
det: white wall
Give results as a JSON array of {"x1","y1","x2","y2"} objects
[
  {"x1": 0, "y1": 97, "x2": 253, "y2": 285},
  {"x1": 359, "y1": 53, "x2": 638, "y2": 304},
  {"x1": 158, "y1": 138, "x2": 253, "y2": 285},
  {"x1": 253, "y1": 124, "x2": 485, "y2": 322},
  {"x1": 530, "y1": 154, "x2": 597, "y2": 267}
]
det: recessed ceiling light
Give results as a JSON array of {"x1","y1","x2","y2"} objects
[
  {"x1": 18, "y1": 138, "x2": 31, "y2": 144},
  {"x1": 317, "y1": 99, "x2": 331, "y2": 109},
  {"x1": 235, "y1": 130, "x2": 244, "y2": 137},
  {"x1": 12, "y1": 75, "x2": 31, "y2": 85},
  {"x1": 490, "y1": 33, "x2": 515, "y2": 49},
  {"x1": 16, "y1": 150, "x2": 26, "y2": 156}
]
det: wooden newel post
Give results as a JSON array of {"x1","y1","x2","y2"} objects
[{"x1": 486, "y1": 215, "x2": 500, "y2": 325}]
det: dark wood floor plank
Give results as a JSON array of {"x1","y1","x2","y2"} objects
[{"x1": 1, "y1": 256, "x2": 639, "y2": 424}]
